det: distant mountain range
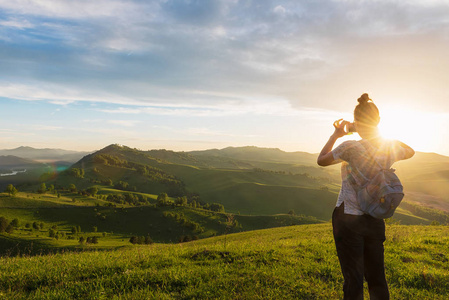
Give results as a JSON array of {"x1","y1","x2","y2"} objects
[
  {"x1": 0, "y1": 155, "x2": 41, "y2": 168},
  {"x1": 0, "y1": 146, "x2": 90, "y2": 163}
]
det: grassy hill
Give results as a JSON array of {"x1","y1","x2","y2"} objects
[
  {"x1": 2, "y1": 144, "x2": 449, "y2": 251},
  {"x1": 49, "y1": 144, "x2": 339, "y2": 218},
  {"x1": 0, "y1": 223, "x2": 447, "y2": 299},
  {"x1": 0, "y1": 191, "x2": 322, "y2": 256},
  {"x1": 394, "y1": 151, "x2": 449, "y2": 212},
  {"x1": 48, "y1": 144, "x2": 446, "y2": 223}
]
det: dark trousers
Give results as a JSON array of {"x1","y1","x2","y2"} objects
[{"x1": 332, "y1": 203, "x2": 389, "y2": 300}]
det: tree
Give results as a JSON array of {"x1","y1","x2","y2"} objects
[
  {"x1": 86, "y1": 187, "x2": 98, "y2": 197},
  {"x1": 32, "y1": 222, "x2": 40, "y2": 230},
  {"x1": 38, "y1": 183, "x2": 47, "y2": 194},
  {"x1": 137, "y1": 236, "x2": 145, "y2": 244},
  {"x1": 209, "y1": 203, "x2": 225, "y2": 212},
  {"x1": 4, "y1": 184, "x2": 18, "y2": 196},
  {"x1": 144, "y1": 235, "x2": 153, "y2": 245},
  {"x1": 49, "y1": 229, "x2": 56, "y2": 238},
  {"x1": 10, "y1": 218, "x2": 20, "y2": 228},
  {"x1": 129, "y1": 236, "x2": 138, "y2": 244},
  {"x1": 69, "y1": 184, "x2": 77, "y2": 193},
  {"x1": 69, "y1": 168, "x2": 84, "y2": 178},
  {"x1": 176, "y1": 196, "x2": 188, "y2": 206},
  {"x1": 5, "y1": 224, "x2": 14, "y2": 234},
  {"x1": 157, "y1": 193, "x2": 169, "y2": 206},
  {"x1": 0, "y1": 217, "x2": 9, "y2": 232},
  {"x1": 114, "y1": 181, "x2": 129, "y2": 191}
]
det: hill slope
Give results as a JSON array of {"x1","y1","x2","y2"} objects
[
  {"x1": 56, "y1": 144, "x2": 338, "y2": 218},
  {"x1": 0, "y1": 191, "x2": 322, "y2": 256},
  {"x1": 50, "y1": 144, "x2": 449, "y2": 223}
]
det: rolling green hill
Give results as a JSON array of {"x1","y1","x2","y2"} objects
[
  {"x1": 50, "y1": 144, "x2": 339, "y2": 219},
  {"x1": 0, "y1": 144, "x2": 447, "y2": 262},
  {"x1": 43, "y1": 144, "x2": 448, "y2": 225},
  {"x1": 0, "y1": 223, "x2": 448, "y2": 299}
]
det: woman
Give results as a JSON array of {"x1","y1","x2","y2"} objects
[{"x1": 317, "y1": 93, "x2": 414, "y2": 300}]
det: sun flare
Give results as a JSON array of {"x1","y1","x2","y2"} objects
[{"x1": 378, "y1": 107, "x2": 446, "y2": 153}]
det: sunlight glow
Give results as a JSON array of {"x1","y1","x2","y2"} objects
[{"x1": 378, "y1": 106, "x2": 447, "y2": 153}]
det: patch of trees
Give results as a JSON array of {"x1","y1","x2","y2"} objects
[
  {"x1": 157, "y1": 193, "x2": 225, "y2": 213},
  {"x1": 114, "y1": 181, "x2": 137, "y2": 192},
  {"x1": 75, "y1": 186, "x2": 99, "y2": 197},
  {"x1": 24, "y1": 221, "x2": 44, "y2": 230},
  {"x1": 157, "y1": 193, "x2": 171, "y2": 206},
  {"x1": 0, "y1": 216, "x2": 18, "y2": 234},
  {"x1": 69, "y1": 184, "x2": 77, "y2": 193},
  {"x1": 79, "y1": 236, "x2": 99, "y2": 244},
  {"x1": 93, "y1": 154, "x2": 128, "y2": 167},
  {"x1": 4, "y1": 184, "x2": 18, "y2": 196},
  {"x1": 67, "y1": 168, "x2": 85, "y2": 179},
  {"x1": 71, "y1": 226, "x2": 82, "y2": 234},
  {"x1": 49, "y1": 226, "x2": 66, "y2": 240},
  {"x1": 106, "y1": 192, "x2": 148, "y2": 206},
  {"x1": 163, "y1": 211, "x2": 205, "y2": 233},
  {"x1": 207, "y1": 203, "x2": 225, "y2": 213},
  {"x1": 129, "y1": 235, "x2": 153, "y2": 245},
  {"x1": 38, "y1": 183, "x2": 47, "y2": 194}
]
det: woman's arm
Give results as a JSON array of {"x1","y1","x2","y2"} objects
[
  {"x1": 396, "y1": 141, "x2": 415, "y2": 160},
  {"x1": 317, "y1": 119, "x2": 348, "y2": 167}
]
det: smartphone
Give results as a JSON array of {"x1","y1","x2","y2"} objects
[{"x1": 346, "y1": 123, "x2": 356, "y2": 133}]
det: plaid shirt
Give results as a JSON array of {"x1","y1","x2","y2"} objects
[{"x1": 332, "y1": 139, "x2": 407, "y2": 215}]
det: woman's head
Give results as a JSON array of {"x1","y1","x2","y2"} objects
[{"x1": 354, "y1": 93, "x2": 380, "y2": 138}]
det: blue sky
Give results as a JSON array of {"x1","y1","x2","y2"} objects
[{"x1": 1, "y1": 0, "x2": 449, "y2": 154}]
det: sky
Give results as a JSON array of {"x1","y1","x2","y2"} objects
[{"x1": 1, "y1": 0, "x2": 449, "y2": 155}]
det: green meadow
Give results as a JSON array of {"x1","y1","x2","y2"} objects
[
  {"x1": 0, "y1": 224, "x2": 448, "y2": 299},
  {"x1": 1, "y1": 145, "x2": 449, "y2": 298}
]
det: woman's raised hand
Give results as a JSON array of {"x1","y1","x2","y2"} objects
[{"x1": 332, "y1": 119, "x2": 349, "y2": 138}]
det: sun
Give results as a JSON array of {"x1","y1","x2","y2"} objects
[{"x1": 378, "y1": 106, "x2": 444, "y2": 153}]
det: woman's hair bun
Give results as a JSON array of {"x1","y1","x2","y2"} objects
[{"x1": 357, "y1": 93, "x2": 371, "y2": 105}]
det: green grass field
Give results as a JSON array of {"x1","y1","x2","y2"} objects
[{"x1": 0, "y1": 223, "x2": 447, "y2": 299}]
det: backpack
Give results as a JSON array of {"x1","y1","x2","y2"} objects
[{"x1": 348, "y1": 143, "x2": 404, "y2": 219}]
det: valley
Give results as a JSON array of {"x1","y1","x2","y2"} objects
[{"x1": 0, "y1": 144, "x2": 448, "y2": 256}]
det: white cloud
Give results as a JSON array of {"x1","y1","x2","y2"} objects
[
  {"x1": 273, "y1": 5, "x2": 286, "y2": 15},
  {"x1": 0, "y1": 17, "x2": 34, "y2": 29},
  {"x1": 0, "y1": 0, "x2": 156, "y2": 20},
  {"x1": 1, "y1": 0, "x2": 449, "y2": 114}
]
